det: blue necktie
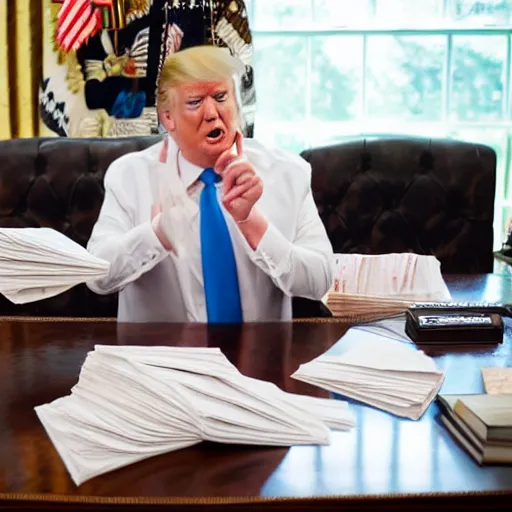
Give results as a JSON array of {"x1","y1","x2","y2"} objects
[{"x1": 199, "y1": 168, "x2": 243, "y2": 323}]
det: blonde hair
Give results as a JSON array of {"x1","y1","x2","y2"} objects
[{"x1": 156, "y1": 45, "x2": 244, "y2": 111}]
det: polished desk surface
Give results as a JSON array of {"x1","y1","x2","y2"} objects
[{"x1": 0, "y1": 274, "x2": 511, "y2": 510}]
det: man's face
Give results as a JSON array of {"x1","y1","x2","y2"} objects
[{"x1": 164, "y1": 79, "x2": 239, "y2": 168}]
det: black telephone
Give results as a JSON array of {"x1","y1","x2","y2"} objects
[{"x1": 405, "y1": 301, "x2": 508, "y2": 345}]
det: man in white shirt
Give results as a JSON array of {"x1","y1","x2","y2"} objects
[{"x1": 86, "y1": 45, "x2": 334, "y2": 322}]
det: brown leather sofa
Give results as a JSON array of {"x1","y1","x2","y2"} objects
[{"x1": 0, "y1": 135, "x2": 496, "y2": 317}]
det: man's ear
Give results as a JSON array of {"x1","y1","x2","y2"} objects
[{"x1": 159, "y1": 110, "x2": 176, "y2": 133}]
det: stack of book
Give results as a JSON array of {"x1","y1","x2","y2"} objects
[
  {"x1": 437, "y1": 393, "x2": 512, "y2": 464},
  {"x1": 35, "y1": 345, "x2": 355, "y2": 486},
  {"x1": 324, "y1": 253, "x2": 452, "y2": 322}
]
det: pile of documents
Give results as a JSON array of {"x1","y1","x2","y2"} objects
[
  {"x1": 0, "y1": 228, "x2": 110, "y2": 304},
  {"x1": 292, "y1": 333, "x2": 444, "y2": 420},
  {"x1": 35, "y1": 345, "x2": 355, "y2": 486},
  {"x1": 325, "y1": 253, "x2": 452, "y2": 322}
]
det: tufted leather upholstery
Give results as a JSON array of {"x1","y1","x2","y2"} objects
[
  {"x1": 0, "y1": 136, "x2": 160, "y2": 317},
  {"x1": 0, "y1": 135, "x2": 496, "y2": 317},
  {"x1": 301, "y1": 136, "x2": 496, "y2": 275}
]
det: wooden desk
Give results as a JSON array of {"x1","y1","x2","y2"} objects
[{"x1": 0, "y1": 274, "x2": 511, "y2": 510}]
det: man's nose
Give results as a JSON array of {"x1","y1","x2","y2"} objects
[{"x1": 203, "y1": 97, "x2": 219, "y2": 121}]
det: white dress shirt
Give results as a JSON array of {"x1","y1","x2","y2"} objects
[{"x1": 86, "y1": 136, "x2": 334, "y2": 322}]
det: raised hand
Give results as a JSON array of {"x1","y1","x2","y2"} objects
[
  {"x1": 151, "y1": 136, "x2": 169, "y2": 221},
  {"x1": 152, "y1": 135, "x2": 198, "y2": 254},
  {"x1": 214, "y1": 131, "x2": 263, "y2": 223}
]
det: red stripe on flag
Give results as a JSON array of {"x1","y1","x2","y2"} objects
[
  {"x1": 64, "y1": 9, "x2": 102, "y2": 51},
  {"x1": 56, "y1": 0, "x2": 101, "y2": 52}
]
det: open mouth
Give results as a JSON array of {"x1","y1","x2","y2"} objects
[{"x1": 206, "y1": 128, "x2": 223, "y2": 141}]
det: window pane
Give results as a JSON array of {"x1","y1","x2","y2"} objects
[
  {"x1": 253, "y1": 37, "x2": 307, "y2": 122},
  {"x1": 253, "y1": 121, "x2": 307, "y2": 153},
  {"x1": 366, "y1": 36, "x2": 445, "y2": 121},
  {"x1": 375, "y1": 0, "x2": 443, "y2": 24},
  {"x1": 450, "y1": 36, "x2": 507, "y2": 122},
  {"x1": 507, "y1": 136, "x2": 512, "y2": 202},
  {"x1": 253, "y1": 0, "x2": 312, "y2": 29},
  {"x1": 311, "y1": 36, "x2": 363, "y2": 122},
  {"x1": 446, "y1": 0, "x2": 512, "y2": 26},
  {"x1": 313, "y1": 0, "x2": 373, "y2": 26},
  {"x1": 272, "y1": 132, "x2": 307, "y2": 154}
]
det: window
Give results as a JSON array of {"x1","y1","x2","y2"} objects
[{"x1": 247, "y1": 0, "x2": 512, "y2": 248}]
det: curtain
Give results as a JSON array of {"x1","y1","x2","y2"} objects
[
  {"x1": 0, "y1": 0, "x2": 43, "y2": 139},
  {"x1": 39, "y1": 0, "x2": 255, "y2": 138}
]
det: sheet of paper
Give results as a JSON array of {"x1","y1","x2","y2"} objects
[
  {"x1": 1, "y1": 284, "x2": 75, "y2": 304},
  {"x1": 323, "y1": 335, "x2": 440, "y2": 373},
  {"x1": 481, "y1": 367, "x2": 512, "y2": 395},
  {"x1": 326, "y1": 253, "x2": 452, "y2": 321},
  {"x1": 291, "y1": 331, "x2": 444, "y2": 420},
  {"x1": 331, "y1": 252, "x2": 451, "y2": 299}
]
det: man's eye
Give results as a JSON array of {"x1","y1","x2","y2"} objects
[
  {"x1": 187, "y1": 100, "x2": 201, "y2": 107},
  {"x1": 215, "y1": 92, "x2": 227, "y2": 102}
]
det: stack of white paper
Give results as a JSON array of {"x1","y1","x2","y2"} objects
[
  {"x1": 325, "y1": 253, "x2": 452, "y2": 322},
  {"x1": 35, "y1": 345, "x2": 355, "y2": 486},
  {"x1": 291, "y1": 335, "x2": 444, "y2": 420},
  {"x1": 0, "y1": 228, "x2": 110, "y2": 303}
]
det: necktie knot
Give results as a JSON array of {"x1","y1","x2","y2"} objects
[{"x1": 200, "y1": 168, "x2": 220, "y2": 186}]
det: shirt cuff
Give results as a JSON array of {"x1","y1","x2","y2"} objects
[
  {"x1": 129, "y1": 220, "x2": 170, "y2": 270},
  {"x1": 248, "y1": 222, "x2": 292, "y2": 278}
]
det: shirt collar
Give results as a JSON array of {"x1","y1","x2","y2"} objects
[
  {"x1": 178, "y1": 151, "x2": 205, "y2": 190},
  {"x1": 164, "y1": 134, "x2": 205, "y2": 190}
]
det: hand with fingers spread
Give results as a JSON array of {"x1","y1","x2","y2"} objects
[
  {"x1": 152, "y1": 136, "x2": 198, "y2": 254},
  {"x1": 215, "y1": 131, "x2": 263, "y2": 224}
]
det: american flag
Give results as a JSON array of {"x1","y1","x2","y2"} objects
[{"x1": 56, "y1": 0, "x2": 102, "y2": 52}]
